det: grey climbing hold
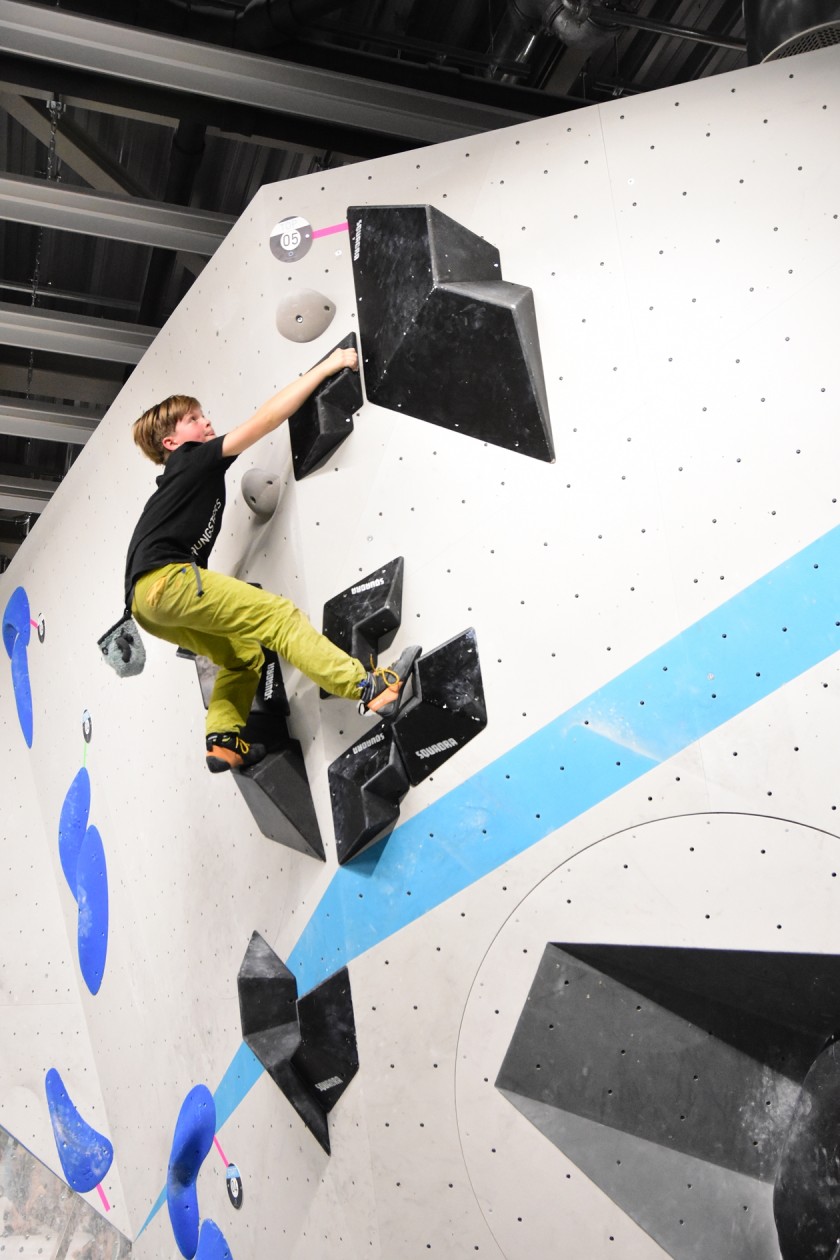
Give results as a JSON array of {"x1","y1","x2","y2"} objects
[
  {"x1": 275, "y1": 289, "x2": 336, "y2": 343},
  {"x1": 241, "y1": 469, "x2": 281, "y2": 518}
]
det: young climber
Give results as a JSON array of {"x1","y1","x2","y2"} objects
[{"x1": 125, "y1": 345, "x2": 420, "y2": 773}]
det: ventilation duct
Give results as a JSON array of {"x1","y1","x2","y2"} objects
[
  {"x1": 744, "y1": 0, "x2": 840, "y2": 60},
  {"x1": 509, "y1": 0, "x2": 612, "y2": 50},
  {"x1": 233, "y1": 0, "x2": 346, "y2": 49}
]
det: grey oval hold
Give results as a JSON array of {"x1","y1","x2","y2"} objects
[
  {"x1": 276, "y1": 290, "x2": 336, "y2": 343},
  {"x1": 241, "y1": 469, "x2": 281, "y2": 518}
]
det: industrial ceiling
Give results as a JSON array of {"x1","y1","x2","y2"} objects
[{"x1": 0, "y1": 0, "x2": 771, "y2": 566}]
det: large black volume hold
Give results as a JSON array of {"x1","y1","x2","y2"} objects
[{"x1": 348, "y1": 205, "x2": 553, "y2": 462}]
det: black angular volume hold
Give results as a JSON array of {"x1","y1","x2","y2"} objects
[
  {"x1": 348, "y1": 205, "x2": 553, "y2": 462},
  {"x1": 252, "y1": 649, "x2": 290, "y2": 716},
  {"x1": 328, "y1": 722, "x2": 410, "y2": 864},
  {"x1": 185, "y1": 648, "x2": 288, "y2": 723},
  {"x1": 775, "y1": 1039, "x2": 840, "y2": 1260},
  {"x1": 392, "y1": 628, "x2": 487, "y2": 785},
  {"x1": 237, "y1": 932, "x2": 359, "y2": 1154},
  {"x1": 323, "y1": 556, "x2": 404, "y2": 665},
  {"x1": 288, "y1": 332, "x2": 362, "y2": 479},
  {"x1": 237, "y1": 931, "x2": 300, "y2": 1058},
  {"x1": 234, "y1": 741, "x2": 325, "y2": 861},
  {"x1": 296, "y1": 970, "x2": 360, "y2": 1115}
]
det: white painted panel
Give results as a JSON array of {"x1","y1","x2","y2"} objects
[{"x1": 1, "y1": 43, "x2": 839, "y2": 1260}]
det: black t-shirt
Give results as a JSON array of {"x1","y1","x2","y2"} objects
[{"x1": 124, "y1": 437, "x2": 237, "y2": 605}]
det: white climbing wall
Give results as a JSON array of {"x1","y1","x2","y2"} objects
[{"x1": 1, "y1": 42, "x2": 840, "y2": 1259}]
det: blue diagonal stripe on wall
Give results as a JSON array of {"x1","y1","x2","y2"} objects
[
  {"x1": 283, "y1": 525, "x2": 839, "y2": 997},
  {"x1": 141, "y1": 525, "x2": 840, "y2": 1233}
]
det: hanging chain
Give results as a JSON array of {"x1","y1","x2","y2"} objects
[{"x1": 26, "y1": 96, "x2": 65, "y2": 396}]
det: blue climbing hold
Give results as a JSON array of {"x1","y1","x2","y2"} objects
[
  {"x1": 195, "y1": 1219, "x2": 234, "y2": 1260},
  {"x1": 2, "y1": 585, "x2": 30, "y2": 656},
  {"x1": 59, "y1": 768, "x2": 91, "y2": 897},
  {"x1": 76, "y1": 825, "x2": 108, "y2": 995},
  {"x1": 167, "y1": 1084, "x2": 216, "y2": 1259},
  {"x1": 44, "y1": 1067, "x2": 113, "y2": 1192},
  {"x1": 3, "y1": 587, "x2": 33, "y2": 747},
  {"x1": 9, "y1": 636, "x2": 33, "y2": 747}
]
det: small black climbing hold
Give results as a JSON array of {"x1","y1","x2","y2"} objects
[
  {"x1": 289, "y1": 333, "x2": 362, "y2": 479},
  {"x1": 323, "y1": 556, "x2": 404, "y2": 667},
  {"x1": 393, "y1": 628, "x2": 487, "y2": 785}
]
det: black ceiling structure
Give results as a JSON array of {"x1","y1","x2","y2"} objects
[{"x1": 2, "y1": 0, "x2": 819, "y2": 568}]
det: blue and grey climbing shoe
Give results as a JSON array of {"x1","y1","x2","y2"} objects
[{"x1": 357, "y1": 645, "x2": 422, "y2": 719}]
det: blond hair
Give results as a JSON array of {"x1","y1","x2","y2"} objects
[{"x1": 133, "y1": 394, "x2": 201, "y2": 465}]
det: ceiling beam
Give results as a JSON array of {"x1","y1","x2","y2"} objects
[
  {"x1": 0, "y1": 91, "x2": 148, "y2": 195},
  {"x1": 0, "y1": 395, "x2": 100, "y2": 444},
  {"x1": 0, "y1": 363, "x2": 120, "y2": 406},
  {"x1": 0, "y1": 53, "x2": 405, "y2": 158},
  {"x1": 0, "y1": 276, "x2": 140, "y2": 313},
  {"x1": 0, "y1": 471, "x2": 59, "y2": 513},
  {"x1": 1, "y1": 94, "x2": 207, "y2": 275},
  {"x1": 0, "y1": 0, "x2": 534, "y2": 144},
  {"x1": 0, "y1": 70, "x2": 366, "y2": 159},
  {"x1": 0, "y1": 173, "x2": 235, "y2": 254},
  {"x1": 0, "y1": 301, "x2": 156, "y2": 362}
]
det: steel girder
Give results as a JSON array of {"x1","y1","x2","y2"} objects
[
  {"x1": 0, "y1": 0, "x2": 533, "y2": 144},
  {"x1": 0, "y1": 395, "x2": 100, "y2": 444},
  {"x1": 0, "y1": 301, "x2": 156, "y2": 362},
  {"x1": 0, "y1": 471, "x2": 59, "y2": 513},
  {"x1": 0, "y1": 173, "x2": 235, "y2": 254}
]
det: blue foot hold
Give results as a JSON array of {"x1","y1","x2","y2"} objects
[
  {"x1": 167, "y1": 1084, "x2": 216, "y2": 1259},
  {"x1": 3, "y1": 587, "x2": 33, "y2": 747},
  {"x1": 76, "y1": 825, "x2": 109, "y2": 995},
  {"x1": 10, "y1": 638, "x2": 33, "y2": 748},
  {"x1": 2, "y1": 585, "x2": 30, "y2": 656},
  {"x1": 196, "y1": 1219, "x2": 234, "y2": 1260},
  {"x1": 44, "y1": 1067, "x2": 113, "y2": 1192},
  {"x1": 59, "y1": 767, "x2": 92, "y2": 898}
]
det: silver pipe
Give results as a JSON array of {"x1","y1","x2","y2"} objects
[{"x1": 589, "y1": 6, "x2": 746, "y2": 51}]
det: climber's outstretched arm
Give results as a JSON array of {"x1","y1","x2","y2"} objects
[{"x1": 222, "y1": 346, "x2": 358, "y2": 458}]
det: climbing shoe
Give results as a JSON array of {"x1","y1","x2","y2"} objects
[
  {"x1": 357, "y1": 645, "x2": 422, "y2": 719},
  {"x1": 206, "y1": 731, "x2": 266, "y2": 774}
]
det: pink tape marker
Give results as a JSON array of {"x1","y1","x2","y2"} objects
[
  {"x1": 213, "y1": 1135, "x2": 229, "y2": 1166},
  {"x1": 30, "y1": 619, "x2": 38, "y2": 629},
  {"x1": 312, "y1": 221, "x2": 349, "y2": 240},
  {"x1": 96, "y1": 1183, "x2": 111, "y2": 1212}
]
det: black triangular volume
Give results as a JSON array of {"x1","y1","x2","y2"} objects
[
  {"x1": 349, "y1": 205, "x2": 553, "y2": 462},
  {"x1": 322, "y1": 556, "x2": 404, "y2": 664},
  {"x1": 392, "y1": 627, "x2": 487, "y2": 785},
  {"x1": 328, "y1": 722, "x2": 410, "y2": 864},
  {"x1": 289, "y1": 332, "x2": 362, "y2": 479}
]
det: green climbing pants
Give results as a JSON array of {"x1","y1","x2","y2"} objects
[{"x1": 132, "y1": 564, "x2": 366, "y2": 735}]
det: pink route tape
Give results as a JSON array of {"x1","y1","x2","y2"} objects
[
  {"x1": 312, "y1": 221, "x2": 348, "y2": 239},
  {"x1": 213, "y1": 1135, "x2": 229, "y2": 1166},
  {"x1": 96, "y1": 1183, "x2": 111, "y2": 1211}
]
